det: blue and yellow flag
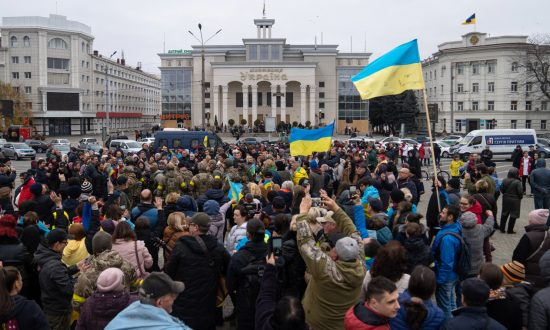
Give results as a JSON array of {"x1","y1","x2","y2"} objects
[
  {"x1": 227, "y1": 177, "x2": 243, "y2": 201},
  {"x1": 289, "y1": 122, "x2": 334, "y2": 156},
  {"x1": 351, "y1": 39, "x2": 425, "y2": 100},
  {"x1": 462, "y1": 13, "x2": 476, "y2": 25},
  {"x1": 203, "y1": 135, "x2": 208, "y2": 148}
]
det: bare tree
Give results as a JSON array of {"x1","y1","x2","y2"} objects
[{"x1": 519, "y1": 34, "x2": 550, "y2": 102}]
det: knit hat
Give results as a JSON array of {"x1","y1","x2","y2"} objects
[
  {"x1": 97, "y1": 268, "x2": 125, "y2": 293},
  {"x1": 461, "y1": 277, "x2": 490, "y2": 306},
  {"x1": 309, "y1": 160, "x2": 319, "y2": 170},
  {"x1": 100, "y1": 219, "x2": 116, "y2": 235},
  {"x1": 190, "y1": 212, "x2": 210, "y2": 228},
  {"x1": 501, "y1": 261, "x2": 525, "y2": 283},
  {"x1": 448, "y1": 178, "x2": 461, "y2": 190},
  {"x1": 46, "y1": 229, "x2": 68, "y2": 246},
  {"x1": 335, "y1": 236, "x2": 360, "y2": 262},
  {"x1": 81, "y1": 180, "x2": 93, "y2": 194},
  {"x1": 528, "y1": 209, "x2": 550, "y2": 225},
  {"x1": 30, "y1": 183, "x2": 43, "y2": 195},
  {"x1": 0, "y1": 214, "x2": 17, "y2": 238},
  {"x1": 92, "y1": 231, "x2": 113, "y2": 254}
]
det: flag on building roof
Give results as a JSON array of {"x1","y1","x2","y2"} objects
[
  {"x1": 351, "y1": 39, "x2": 425, "y2": 100},
  {"x1": 289, "y1": 122, "x2": 334, "y2": 156},
  {"x1": 462, "y1": 13, "x2": 476, "y2": 25}
]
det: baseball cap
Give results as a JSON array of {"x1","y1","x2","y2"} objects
[
  {"x1": 139, "y1": 272, "x2": 185, "y2": 299},
  {"x1": 190, "y1": 212, "x2": 210, "y2": 228},
  {"x1": 46, "y1": 229, "x2": 68, "y2": 245},
  {"x1": 335, "y1": 236, "x2": 360, "y2": 262},
  {"x1": 461, "y1": 278, "x2": 490, "y2": 306}
]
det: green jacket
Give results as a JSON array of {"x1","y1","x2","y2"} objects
[
  {"x1": 465, "y1": 174, "x2": 496, "y2": 195},
  {"x1": 297, "y1": 208, "x2": 366, "y2": 330}
]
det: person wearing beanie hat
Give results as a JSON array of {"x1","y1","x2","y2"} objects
[
  {"x1": 501, "y1": 261, "x2": 526, "y2": 284},
  {"x1": 528, "y1": 209, "x2": 550, "y2": 226},
  {"x1": 446, "y1": 178, "x2": 461, "y2": 206},
  {"x1": 461, "y1": 210, "x2": 495, "y2": 276},
  {"x1": 164, "y1": 207, "x2": 230, "y2": 330},
  {"x1": 81, "y1": 180, "x2": 93, "y2": 195},
  {"x1": 96, "y1": 267, "x2": 126, "y2": 293},
  {"x1": 92, "y1": 231, "x2": 113, "y2": 255}
]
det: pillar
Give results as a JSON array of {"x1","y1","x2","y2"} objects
[
  {"x1": 271, "y1": 85, "x2": 277, "y2": 118},
  {"x1": 222, "y1": 85, "x2": 228, "y2": 127},
  {"x1": 300, "y1": 85, "x2": 307, "y2": 124},
  {"x1": 309, "y1": 86, "x2": 316, "y2": 126},
  {"x1": 242, "y1": 85, "x2": 249, "y2": 126},
  {"x1": 257, "y1": 26, "x2": 261, "y2": 38},
  {"x1": 251, "y1": 85, "x2": 258, "y2": 123},
  {"x1": 212, "y1": 85, "x2": 219, "y2": 126},
  {"x1": 280, "y1": 85, "x2": 286, "y2": 123},
  {"x1": 268, "y1": 26, "x2": 272, "y2": 38}
]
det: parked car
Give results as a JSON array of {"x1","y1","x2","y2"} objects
[
  {"x1": 237, "y1": 137, "x2": 261, "y2": 146},
  {"x1": 536, "y1": 138, "x2": 550, "y2": 158},
  {"x1": 78, "y1": 138, "x2": 98, "y2": 145},
  {"x1": 440, "y1": 135, "x2": 463, "y2": 146},
  {"x1": 25, "y1": 140, "x2": 49, "y2": 153},
  {"x1": 138, "y1": 137, "x2": 155, "y2": 146},
  {"x1": 53, "y1": 144, "x2": 71, "y2": 158},
  {"x1": 347, "y1": 137, "x2": 377, "y2": 145},
  {"x1": 401, "y1": 138, "x2": 421, "y2": 147},
  {"x1": 105, "y1": 135, "x2": 129, "y2": 148},
  {"x1": 77, "y1": 143, "x2": 103, "y2": 155},
  {"x1": 1, "y1": 143, "x2": 36, "y2": 160},
  {"x1": 109, "y1": 140, "x2": 142, "y2": 156},
  {"x1": 49, "y1": 139, "x2": 70, "y2": 147},
  {"x1": 433, "y1": 141, "x2": 453, "y2": 158}
]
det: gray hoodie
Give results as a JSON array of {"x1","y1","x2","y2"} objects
[
  {"x1": 531, "y1": 159, "x2": 550, "y2": 196},
  {"x1": 461, "y1": 211, "x2": 494, "y2": 276}
]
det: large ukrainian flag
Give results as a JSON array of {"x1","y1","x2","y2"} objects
[
  {"x1": 290, "y1": 122, "x2": 334, "y2": 156},
  {"x1": 351, "y1": 39, "x2": 425, "y2": 100}
]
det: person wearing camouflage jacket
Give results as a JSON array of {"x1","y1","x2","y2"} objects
[
  {"x1": 158, "y1": 163, "x2": 184, "y2": 197},
  {"x1": 190, "y1": 162, "x2": 213, "y2": 198}
]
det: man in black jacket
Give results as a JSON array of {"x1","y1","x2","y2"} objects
[
  {"x1": 165, "y1": 212, "x2": 230, "y2": 330},
  {"x1": 0, "y1": 164, "x2": 16, "y2": 188},
  {"x1": 227, "y1": 219, "x2": 268, "y2": 330},
  {"x1": 33, "y1": 229, "x2": 85, "y2": 330}
]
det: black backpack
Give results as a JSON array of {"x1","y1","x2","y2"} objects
[
  {"x1": 435, "y1": 232, "x2": 472, "y2": 279},
  {"x1": 239, "y1": 250, "x2": 266, "y2": 312}
]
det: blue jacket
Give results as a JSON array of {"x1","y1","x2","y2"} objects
[
  {"x1": 387, "y1": 204, "x2": 417, "y2": 220},
  {"x1": 360, "y1": 186, "x2": 380, "y2": 204},
  {"x1": 105, "y1": 301, "x2": 192, "y2": 330},
  {"x1": 389, "y1": 290, "x2": 447, "y2": 330},
  {"x1": 353, "y1": 205, "x2": 369, "y2": 239},
  {"x1": 130, "y1": 204, "x2": 159, "y2": 229},
  {"x1": 432, "y1": 221, "x2": 462, "y2": 284}
]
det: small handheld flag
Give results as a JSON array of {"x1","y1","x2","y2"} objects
[
  {"x1": 462, "y1": 14, "x2": 476, "y2": 25},
  {"x1": 227, "y1": 177, "x2": 243, "y2": 201},
  {"x1": 351, "y1": 40, "x2": 425, "y2": 100},
  {"x1": 289, "y1": 122, "x2": 334, "y2": 156},
  {"x1": 203, "y1": 135, "x2": 209, "y2": 148}
]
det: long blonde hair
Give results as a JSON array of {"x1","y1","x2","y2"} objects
[
  {"x1": 248, "y1": 182, "x2": 262, "y2": 196},
  {"x1": 167, "y1": 212, "x2": 189, "y2": 232}
]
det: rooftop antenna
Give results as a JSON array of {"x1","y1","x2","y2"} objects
[
  {"x1": 262, "y1": 0, "x2": 266, "y2": 18},
  {"x1": 121, "y1": 49, "x2": 125, "y2": 60}
]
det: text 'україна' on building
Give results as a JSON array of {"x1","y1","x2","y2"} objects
[
  {"x1": 158, "y1": 16, "x2": 371, "y2": 133},
  {"x1": 0, "y1": 14, "x2": 161, "y2": 136},
  {"x1": 421, "y1": 32, "x2": 550, "y2": 135}
]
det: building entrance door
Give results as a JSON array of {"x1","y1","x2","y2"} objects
[
  {"x1": 48, "y1": 118, "x2": 71, "y2": 136},
  {"x1": 468, "y1": 119, "x2": 479, "y2": 132}
]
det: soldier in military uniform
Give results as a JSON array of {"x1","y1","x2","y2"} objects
[
  {"x1": 158, "y1": 163, "x2": 184, "y2": 197},
  {"x1": 178, "y1": 165, "x2": 194, "y2": 194},
  {"x1": 190, "y1": 161, "x2": 213, "y2": 198},
  {"x1": 118, "y1": 165, "x2": 141, "y2": 208}
]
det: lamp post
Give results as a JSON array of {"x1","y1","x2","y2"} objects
[
  {"x1": 189, "y1": 24, "x2": 221, "y2": 128},
  {"x1": 105, "y1": 51, "x2": 117, "y2": 137}
]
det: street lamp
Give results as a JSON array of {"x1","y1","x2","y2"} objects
[
  {"x1": 105, "y1": 50, "x2": 117, "y2": 137},
  {"x1": 189, "y1": 24, "x2": 222, "y2": 128}
]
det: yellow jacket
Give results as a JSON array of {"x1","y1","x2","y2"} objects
[
  {"x1": 449, "y1": 160, "x2": 464, "y2": 177},
  {"x1": 292, "y1": 167, "x2": 309, "y2": 186},
  {"x1": 62, "y1": 239, "x2": 90, "y2": 266}
]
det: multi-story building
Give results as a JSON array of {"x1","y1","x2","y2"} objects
[
  {"x1": 0, "y1": 14, "x2": 160, "y2": 136},
  {"x1": 158, "y1": 16, "x2": 371, "y2": 133},
  {"x1": 422, "y1": 32, "x2": 549, "y2": 134}
]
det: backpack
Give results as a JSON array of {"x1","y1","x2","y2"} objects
[
  {"x1": 164, "y1": 172, "x2": 179, "y2": 194},
  {"x1": 239, "y1": 250, "x2": 267, "y2": 313},
  {"x1": 435, "y1": 232, "x2": 472, "y2": 279}
]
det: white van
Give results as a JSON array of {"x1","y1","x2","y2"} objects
[
  {"x1": 449, "y1": 129, "x2": 537, "y2": 160},
  {"x1": 109, "y1": 139, "x2": 142, "y2": 155}
]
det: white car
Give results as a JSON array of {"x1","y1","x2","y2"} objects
[
  {"x1": 138, "y1": 137, "x2": 155, "y2": 146},
  {"x1": 433, "y1": 141, "x2": 453, "y2": 158},
  {"x1": 440, "y1": 135, "x2": 463, "y2": 146},
  {"x1": 347, "y1": 137, "x2": 377, "y2": 145},
  {"x1": 50, "y1": 139, "x2": 70, "y2": 147}
]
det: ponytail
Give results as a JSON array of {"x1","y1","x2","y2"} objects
[{"x1": 404, "y1": 297, "x2": 428, "y2": 330}]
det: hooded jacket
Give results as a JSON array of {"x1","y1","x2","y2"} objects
[
  {"x1": 76, "y1": 290, "x2": 137, "y2": 330},
  {"x1": 225, "y1": 222, "x2": 248, "y2": 254},
  {"x1": 461, "y1": 213, "x2": 494, "y2": 276},
  {"x1": 403, "y1": 235, "x2": 434, "y2": 273},
  {"x1": 528, "y1": 250, "x2": 550, "y2": 330},
  {"x1": 33, "y1": 243, "x2": 76, "y2": 315},
  {"x1": 196, "y1": 188, "x2": 230, "y2": 210},
  {"x1": 164, "y1": 234, "x2": 230, "y2": 330},
  {"x1": 0, "y1": 295, "x2": 49, "y2": 330},
  {"x1": 530, "y1": 159, "x2": 550, "y2": 196},
  {"x1": 176, "y1": 195, "x2": 197, "y2": 218},
  {"x1": 442, "y1": 306, "x2": 506, "y2": 330},
  {"x1": 130, "y1": 203, "x2": 158, "y2": 229},
  {"x1": 389, "y1": 290, "x2": 446, "y2": 330},
  {"x1": 512, "y1": 223, "x2": 549, "y2": 290},
  {"x1": 432, "y1": 221, "x2": 462, "y2": 284},
  {"x1": 344, "y1": 303, "x2": 390, "y2": 330},
  {"x1": 105, "y1": 301, "x2": 192, "y2": 330},
  {"x1": 204, "y1": 199, "x2": 227, "y2": 243},
  {"x1": 466, "y1": 200, "x2": 483, "y2": 224}
]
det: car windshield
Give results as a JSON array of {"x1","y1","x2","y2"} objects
[
  {"x1": 88, "y1": 144, "x2": 102, "y2": 150},
  {"x1": 459, "y1": 135, "x2": 474, "y2": 145},
  {"x1": 538, "y1": 139, "x2": 549, "y2": 147},
  {"x1": 13, "y1": 143, "x2": 30, "y2": 149},
  {"x1": 55, "y1": 145, "x2": 70, "y2": 151},
  {"x1": 125, "y1": 142, "x2": 141, "y2": 148}
]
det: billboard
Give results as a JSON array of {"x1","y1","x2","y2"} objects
[
  {"x1": 47, "y1": 92, "x2": 79, "y2": 111},
  {"x1": 0, "y1": 100, "x2": 14, "y2": 117},
  {"x1": 485, "y1": 135, "x2": 535, "y2": 145}
]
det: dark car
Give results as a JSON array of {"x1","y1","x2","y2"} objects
[
  {"x1": 25, "y1": 140, "x2": 49, "y2": 153},
  {"x1": 237, "y1": 137, "x2": 260, "y2": 146}
]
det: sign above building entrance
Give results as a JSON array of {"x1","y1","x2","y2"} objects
[
  {"x1": 240, "y1": 68, "x2": 288, "y2": 81},
  {"x1": 167, "y1": 49, "x2": 192, "y2": 54}
]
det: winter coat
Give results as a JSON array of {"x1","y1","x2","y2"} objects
[
  {"x1": 204, "y1": 199, "x2": 231, "y2": 243},
  {"x1": 0, "y1": 197, "x2": 14, "y2": 215},
  {"x1": 20, "y1": 224, "x2": 44, "y2": 255},
  {"x1": 164, "y1": 234, "x2": 230, "y2": 330},
  {"x1": 33, "y1": 243, "x2": 76, "y2": 315},
  {"x1": 447, "y1": 188, "x2": 461, "y2": 206},
  {"x1": 105, "y1": 301, "x2": 192, "y2": 330},
  {"x1": 0, "y1": 295, "x2": 49, "y2": 330},
  {"x1": 297, "y1": 208, "x2": 366, "y2": 330},
  {"x1": 130, "y1": 203, "x2": 159, "y2": 229},
  {"x1": 280, "y1": 230, "x2": 307, "y2": 299},
  {"x1": 403, "y1": 236, "x2": 434, "y2": 273},
  {"x1": 111, "y1": 239, "x2": 153, "y2": 278},
  {"x1": 226, "y1": 240, "x2": 268, "y2": 330},
  {"x1": 389, "y1": 290, "x2": 446, "y2": 330},
  {"x1": 344, "y1": 303, "x2": 390, "y2": 330},
  {"x1": 76, "y1": 290, "x2": 137, "y2": 330},
  {"x1": 33, "y1": 194, "x2": 55, "y2": 226},
  {"x1": 519, "y1": 157, "x2": 533, "y2": 176},
  {"x1": 196, "y1": 188, "x2": 230, "y2": 211},
  {"x1": 441, "y1": 306, "x2": 506, "y2": 330},
  {"x1": 426, "y1": 187, "x2": 450, "y2": 229},
  {"x1": 225, "y1": 222, "x2": 248, "y2": 254},
  {"x1": 501, "y1": 177, "x2": 523, "y2": 219},
  {"x1": 466, "y1": 200, "x2": 484, "y2": 224},
  {"x1": 486, "y1": 288, "x2": 522, "y2": 330},
  {"x1": 512, "y1": 223, "x2": 550, "y2": 290},
  {"x1": 473, "y1": 192, "x2": 498, "y2": 222},
  {"x1": 504, "y1": 282, "x2": 534, "y2": 328},
  {"x1": 462, "y1": 215, "x2": 495, "y2": 276},
  {"x1": 16, "y1": 176, "x2": 35, "y2": 207},
  {"x1": 528, "y1": 250, "x2": 550, "y2": 330},
  {"x1": 432, "y1": 222, "x2": 462, "y2": 284},
  {"x1": 162, "y1": 227, "x2": 189, "y2": 262},
  {"x1": 254, "y1": 264, "x2": 278, "y2": 330},
  {"x1": 530, "y1": 159, "x2": 550, "y2": 196},
  {"x1": 62, "y1": 238, "x2": 90, "y2": 266}
]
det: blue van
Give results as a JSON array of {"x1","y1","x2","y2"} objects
[{"x1": 152, "y1": 130, "x2": 224, "y2": 151}]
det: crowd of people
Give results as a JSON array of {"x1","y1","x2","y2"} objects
[{"x1": 0, "y1": 138, "x2": 549, "y2": 330}]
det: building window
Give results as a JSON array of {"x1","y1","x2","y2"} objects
[
  {"x1": 472, "y1": 83, "x2": 479, "y2": 93},
  {"x1": 434, "y1": 70, "x2": 437, "y2": 79},
  {"x1": 260, "y1": 45, "x2": 269, "y2": 60},
  {"x1": 511, "y1": 81, "x2": 518, "y2": 92},
  {"x1": 542, "y1": 120, "x2": 547, "y2": 130},
  {"x1": 257, "y1": 92, "x2": 263, "y2": 106},
  {"x1": 542, "y1": 101, "x2": 548, "y2": 111},
  {"x1": 319, "y1": 102, "x2": 325, "y2": 109},
  {"x1": 526, "y1": 101, "x2": 532, "y2": 110},
  {"x1": 488, "y1": 101, "x2": 495, "y2": 111},
  {"x1": 511, "y1": 101, "x2": 518, "y2": 110},
  {"x1": 12, "y1": 87, "x2": 19, "y2": 93},
  {"x1": 12, "y1": 56, "x2": 19, "y2": 64},
  {"x1": 24, "y1": 86, "x2": 31, "y2": 94},
  {"x1": 526, "y1": 120, "x2": 532, "y2": 128},
  {"x1": 526, "y1": 82, "x2": 533, "y2": 92},
  {"x1": 455, "y1": 119, "x2": 462, "y2": 132},
  {"x1": 319, "y1": 81, "x2": 325, "y2": 88},
  {"x1": 488, "y1": 82, "x2": 495, "y2": 92},
  {"x1": 457, "y1": 84, "x2": 464, "y2": 93},
  {"x1": 472, "y1": 63, "x2": 480, "y2": 75},
  {"x1": 24, "y1": 72, "x2": 31, "y2": 79},
  {"x1": 271, "y1": 46, "x2": 280, "y2": 60},
  {"x1": 429, "y1": 88, "x2": 432, "y2": 97},
  {"x1": 12, "y1": 72, "x2": 19, "y2": 79},
  {"x1": 472, "y1": 101, "x2": 479, "y2": 111},
  {"x1": 488, "y1": 62, "x2": 496, "y2": 73},
  {"x1": 10, "y1": 36, "x2": 18, "y2": 47},
  {"x1": 429, "y1": 71, "x2": 432, "y2": 80},
  {"x1": 47, "y1": 58, "x2": 69, "y2": 70},
  {"x1": 457, "y1": 63, "x2": 464, "y2": 75},
  {"x1": 457, "y1": 102, "x2": 464, "y2": 111},
  {"x1": 434, "y1": 87, "x2": 437, "y2": 95},
  {"x1": 267, "y1": 92, "x2": 272, "y2": 106},
  {"x1": 204, "y1": 82, "x2": 210, "y2": 88},
  {"x1": 511, "y1": 62, "x2": 518, "y2": 72},
  {"x1": 23, "y1": 36, "x2": 30, "y2": 47},
  {"x1": 285, "y1": 92, "x2": 294, "y2": 107},
  {"x1": 205, "y1": 92, "x2": 210, "y2": 99},
  {"x1": 205, "y1": 103, "x2": 210, "y2": 109},
  {"x1": 25, "y1": 102, "x2": 32, "y2": 110},
  {"x1": 48, "y1": 38, "x2": 68, "y2": 49},
  {"x1": 511, "y1": 120, "x2": 517, "y2": 129},
  {"x1": 249, "y1": 45, "x2": 257, "y2": 60}
]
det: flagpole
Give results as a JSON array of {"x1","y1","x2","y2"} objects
[{"x1": 422, "y1": 88, "x2": 442, "y2": 213}]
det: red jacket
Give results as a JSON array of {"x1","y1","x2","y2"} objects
[
  {"x1": 419, "y1": 145, "x2": 426, "y2": 159},
  {"x1": 17, "y1": 177, "x2": 36, "y2": 207},
  {"x1": 519, "y1": 157, "x2": 533, "y2": 176},
  {"x1": 466, "y1": 200, "x2": 483, "y2": 224},
  {"x1": 344, "y1": 303, "x2": 390, "y2": 330}
]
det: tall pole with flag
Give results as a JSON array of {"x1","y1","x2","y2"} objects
[
  {"x1": 351, "y1": 39, "x2": 442, "y2": 211},
  {"x1": 462, "y1": 13, "x2": 476, "y2": 32}
]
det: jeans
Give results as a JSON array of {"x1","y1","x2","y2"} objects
[
  {"x1": 436, "y1": 280, "x2": 458, "y2": 319},
  {"x1": 534, "y1": 194, "x2": 550, "y2": 209}
]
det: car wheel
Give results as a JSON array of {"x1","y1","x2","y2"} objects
[
  {"x1": 37, "y1": 148, "x2": 43, "y2": 153},
  {"x1": 442, "y1": 151, "x2": 449, "y2": 158},
  {"x1": 15, "y1": 154, "x2": 20, "y2": 160}
]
